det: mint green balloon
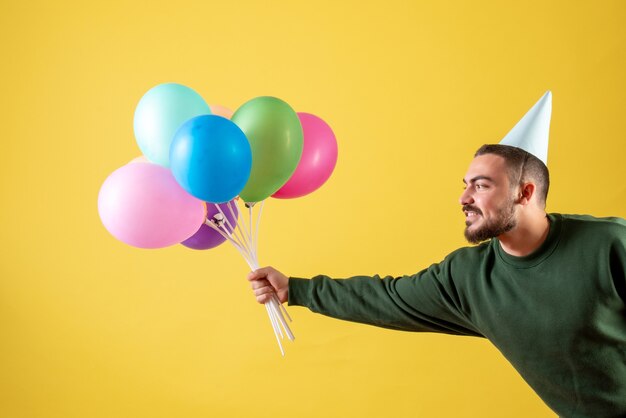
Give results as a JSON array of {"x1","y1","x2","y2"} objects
[
  {"x1": 232, "y1": 97, "x2": 303, "y2": 203},
  {"x1": 134, "y1": 83, "x2": 211, "y2": 167}
]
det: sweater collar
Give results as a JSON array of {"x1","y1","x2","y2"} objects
[{"x1": 493, "y1": 213, "x2": 562, "y2": 268}]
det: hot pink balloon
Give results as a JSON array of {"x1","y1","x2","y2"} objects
[
  {"x1": 272, "y1": 112, "x2": 338, "y2": 199},
  {"x1": 98, "y1": 163, "x2": 206, "y2": 249}
]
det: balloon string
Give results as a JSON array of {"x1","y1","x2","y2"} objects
[
  {"x1": 209, "y1": 201, "x2": 294, "y2": 354},
  {"x1": 242, "y1": 202, "x2": 258, "y2": 267},
  {"x1": 228, "y1": 200, "x2": 252, "y2": 246},
  {"x1": 204, "y1": 219, "x2": 254, "y2": 267},
  {"x1": 214, "y1": 204, "x2": 236, "y2": 236},
  {"x1": 253, "y1": 201, "x2": 264, "y2": 264},
  {"x1": 246, "y1": 205, "x2": 256, "y2": 264},
  {"x1": 207, "y1": 212, "x2": 283, "y2": 345},
  {"x1": 210, "y1": 208, "x2": 251, "y2": 261},
  {"x1": 276, "y1": 293, "x2": 292, "y2": 322},
  {"x1": 215, "y1": 202, "x2": 257, "y2": 264},
  {"x1": 233, "y1": 201, "x2": 255, "y2": 262},
  {"x1": 234, "y1": 201, "x2": 252, "y2": 244},
  {"x1": 204, "y1": 218, "x2": 239, "y2": 249},
  {"x1": 248, "y1": 205, "x2": 255, "y2": 265},
  {"x1": 268, "y1": 300, "x2": 284, "y2": 340},
  {"x1": 266, "y1": 303, "x2": 285, "y2": 356},
  {"x1": 270, "y1": 295, "x2": 295, "y2": 341},
  {"x1": 245, "y1": 200, "x2": 293, "y2": 341}
]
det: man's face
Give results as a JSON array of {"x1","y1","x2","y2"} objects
[{"x1": 460, "y1": 154, "x2": 518, "y2": 244}]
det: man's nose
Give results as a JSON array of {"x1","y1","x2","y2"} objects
[{"x1": 459, "y1": 188, "x2": 473, "y2": 206}]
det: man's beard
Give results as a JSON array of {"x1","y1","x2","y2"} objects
[{"x1": 463, "y1": 200, "x2": 517, "y2": 244}]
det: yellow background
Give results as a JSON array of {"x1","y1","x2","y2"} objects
[{"x1": 1, "y1": 1, "x2": 625, "y2": 417}]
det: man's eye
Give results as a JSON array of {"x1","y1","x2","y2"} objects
[{"x1": 476, "y1": 184, "x2": 487, "y2": 190}]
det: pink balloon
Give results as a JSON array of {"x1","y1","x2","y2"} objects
[
  {"x1": 272, "y1": 113, "x2": 338, "y2": 199},
  {"x1": 98, "y1": 163, "x2": 206, "y2": 249}
]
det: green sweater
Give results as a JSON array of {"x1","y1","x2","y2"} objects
[{"x1": 289, "y1": 214, "x2": 626, "y2": 417}]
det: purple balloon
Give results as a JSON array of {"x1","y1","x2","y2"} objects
[{"x1": 181, "y1": 200, "x2": 239, "y2": 250}]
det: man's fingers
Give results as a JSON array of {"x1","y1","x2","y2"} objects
[
  {"x1": 253, "y1": 284, "x2": 274, "y2": 304},
  {"x1": 250, "y1": 278, "x2": 270, "y2": 290},
  {"x1": 247, "y1": 266, "x2": 274, "y2": 282},
  {"x1": 246, "y1": 267, "x2": 284, "y2": 304},
  {"x1": 253, "y1": 285, "x2": 274, "y2": 298},
  {"x1": 256, "y1": 294, "x2": 272, "y2": 304},
  {"x1": 247, "y1": 270, "x2": 262, "y2": 281}
]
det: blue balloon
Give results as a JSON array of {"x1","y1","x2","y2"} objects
[
  {"x1": 134, "y1": 83, "x2": 211, "y2": 167},
  {"x1": 170, "y1": 115, "x2": 252, "y2": 203}
]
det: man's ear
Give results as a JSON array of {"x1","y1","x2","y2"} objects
[{"x1": 517, "y1": 182, "x2": 536, "y2": 205}]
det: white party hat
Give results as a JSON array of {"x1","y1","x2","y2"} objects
[{"x1": 499, "y1": 91, "x2": 552, "y2": 165}]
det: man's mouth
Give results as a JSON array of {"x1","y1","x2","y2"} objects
[{"x1": 463, "y1": 206, "x2": 482, "y2": 221}]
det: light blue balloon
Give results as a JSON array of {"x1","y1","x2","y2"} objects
[
  {"x1": 133, "y1": 83, "x2": 211, "y2": 167},
  {"x1": 170, "y1": 115, "x2": 252, "y2": 203}
]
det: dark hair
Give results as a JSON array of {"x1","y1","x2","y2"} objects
[{"x1": 474, "y1": 144, "x2": 550, "y2": 207}]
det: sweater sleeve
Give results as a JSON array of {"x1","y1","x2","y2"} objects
[
  {"x1": 288, "y1": 263, "x2": 483, "y2": 337},
  {"x1": 609, "y1": 222, "x2": 626, "y2": 304}
]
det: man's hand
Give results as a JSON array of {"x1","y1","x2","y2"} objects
[{"x1": 247, "y1": 266, "x2": 289, "y2": 304}]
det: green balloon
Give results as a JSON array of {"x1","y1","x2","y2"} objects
[{"x1": 232, "y1": 97, "x2": 303, "y2": 203}]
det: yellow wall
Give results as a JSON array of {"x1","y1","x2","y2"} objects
[{"x1": 1, "y1": 1, "x2": 625, "y2": 417}]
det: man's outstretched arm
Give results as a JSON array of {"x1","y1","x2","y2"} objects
[{"x1": 247, "y1": 265, "x2": 481, "y2": 336}]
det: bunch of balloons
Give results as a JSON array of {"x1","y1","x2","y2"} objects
[{"x1": 98, "y1": 83, "x2": 338, "y2": 355}]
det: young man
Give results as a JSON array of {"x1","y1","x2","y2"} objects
[{"x1": 247, "y1": 95, "x2": 626, "y2": 417}]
